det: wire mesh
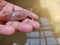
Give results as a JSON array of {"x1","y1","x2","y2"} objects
[{"x1": 25, "y1": 17, "x2": 60, "y2": 45}]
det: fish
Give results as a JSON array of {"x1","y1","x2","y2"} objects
[{"x1": 0, "y1": 10, "x2": 33, "y2": 21}]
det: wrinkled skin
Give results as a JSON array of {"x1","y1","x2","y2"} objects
[{"x1": 0, "y1": 0, "x2": 40, "y2": 35}]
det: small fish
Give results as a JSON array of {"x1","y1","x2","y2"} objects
[{"x1": 0, "y1": 10, "x2": 33, "y2": 21}]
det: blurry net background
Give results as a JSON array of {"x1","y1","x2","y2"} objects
[{"x1": 25, "y1": 17, "x2": 60, "y2": 45}]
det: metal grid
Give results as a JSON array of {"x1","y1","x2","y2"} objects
[{"x1": 25, "y1": 17, "x2": 60, "y2": 45}]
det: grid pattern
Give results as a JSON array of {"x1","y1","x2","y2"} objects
[{"x1": 25, "y1": 17, "x2": 60, "y2": 45}]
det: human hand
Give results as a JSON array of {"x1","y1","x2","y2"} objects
[{"x1": 0, "y1": 0, "x2": 40, "y2": 35}]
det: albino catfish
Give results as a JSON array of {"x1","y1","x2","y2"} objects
[{"x1": 0, "y1": 10, "x2": 33, "y2": 21}]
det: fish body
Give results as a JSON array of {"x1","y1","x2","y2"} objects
[{"x1": 0, "y1": 10, "x2": 33, "y2": 21}]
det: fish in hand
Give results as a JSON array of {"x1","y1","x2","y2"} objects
[{"x1": 0, "y1": 10, "x2": 33, "y2": 21}]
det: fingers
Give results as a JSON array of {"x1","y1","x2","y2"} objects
[
  {"x1": 18, "y1": 23, "x2": 33, "y2": 32},
  {"x1": 6, "y1": 21, "x2": 33, "y2": 32},
  {"x1": 22, "y1": 19, "x2": 40, "y2": 30},
  {"x1": 6, "y1": 19, "x2": 40, "y2": 33},
  {"x1": 0, "y1": 24, "x2": 15, "y2": 35}
]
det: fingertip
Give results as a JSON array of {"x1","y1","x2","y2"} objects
[
  {"x1": 0, "y1": 25, "x2": 15, "y2": 35},
  {"x1": 29, "y1": 20, "x2": 40, "y2": 30},
  {"x1": 33, "y1": 22, "x2": 40, "y2": 30},
  {"x1": 32, "y1": 13, "x2": 38, "y2": 20},
  {"x1": 17, "y1": 23, "x2": 33, "y2": 32},
  {"x1": 22, "y1": 19, "x2": 40, "y2": 30}
]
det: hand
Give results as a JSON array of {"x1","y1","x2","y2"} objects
[{"x1": 0, "y1": 0, "x2": 40, "y2": 35}]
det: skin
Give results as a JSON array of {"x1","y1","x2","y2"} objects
[{"x1": 0, "y1": 0, "x2": 40, "y2": 35}]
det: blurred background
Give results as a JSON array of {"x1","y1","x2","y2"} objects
[{"x1": 0, "y1": 0, "x2": 60, "y2": 45}]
